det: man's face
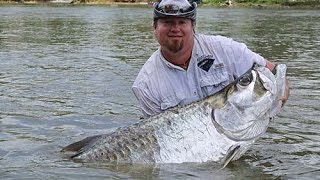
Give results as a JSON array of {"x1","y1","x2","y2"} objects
[{"x1": 154, "y1": 17, "x2": 194, "y2": 54}]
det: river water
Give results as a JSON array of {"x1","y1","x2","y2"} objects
[{"x1": 0, "y1": 5, "x2": 319, "y2": 180}]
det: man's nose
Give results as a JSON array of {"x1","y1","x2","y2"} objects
[{"x1": 170, "y1": 22, "x2": 180, "y2": 31}]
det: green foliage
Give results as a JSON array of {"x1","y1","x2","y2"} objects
[
  {"x1": 202, "y1": 0, "x2": 287, "y2": 5},
  {"x1": 202, "y1": 0, "x2": 320, "y2": 5},
  {"x1": 235, "y1": 0, "x2": 283, "y2": 4},
  {"x1": 202, "y1": 0, "x2": 225, "y2": 4},
  {"x1": 234, "y1": 0, "x2": 320, "y2": 5}
]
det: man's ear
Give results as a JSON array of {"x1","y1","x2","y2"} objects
[
  {"x1": 153, "y1": 29, "x2": 158, "y2": 39},
  {"x1": 153, "y1": 22, "x2": 157, "y2": 36},
  {"x1": 192, "y1": 21, "x2": 196, "y2": 33},
  {"x1": 153, "y1": 21, "x2": 157, "y2": 29}
]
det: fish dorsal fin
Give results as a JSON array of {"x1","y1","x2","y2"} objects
[{"x1": 61, "y1": 135, "x2": 102, "y2": 152}]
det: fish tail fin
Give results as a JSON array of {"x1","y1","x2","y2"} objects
[
  {"x1": 221, "y1": 145, "x2": 241, "y2": 169},
  {"x1": 61, "y1": 135, "x2": 102, "y2": 158}
]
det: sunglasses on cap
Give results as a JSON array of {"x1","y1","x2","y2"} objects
[
  {"x1": 157, "y1": 4, "x2": 194, "y2": 14},
  {"x1": 153, "y1": 0, "x2": 197, "y2": 20}
]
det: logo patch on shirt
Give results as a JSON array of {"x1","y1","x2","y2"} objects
[{"x1": 197, "y1": 55, "x2": 215, "y2": 72}]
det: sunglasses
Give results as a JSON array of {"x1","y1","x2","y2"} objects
[{"x1": 157, "y1": 4, "x2": 193, "y2": 14}]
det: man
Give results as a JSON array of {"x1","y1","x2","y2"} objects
[{"x1": 132, "y1": 0, "x2": 289, "y2": 117}]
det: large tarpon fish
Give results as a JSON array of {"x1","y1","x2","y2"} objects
[{"x1": 62, "y1": 64, "x2": 287, "y2": 168}]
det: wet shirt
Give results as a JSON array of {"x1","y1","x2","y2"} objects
[{"x1": 132, "y1": 34, "x2": 266, "y2": 117}]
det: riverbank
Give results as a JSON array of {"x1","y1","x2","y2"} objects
[
  {"x1": 202, "y1": 0, "x2": 319, "y2": 7},
  {"x1": 205, "y1": 2, "x2": 320, "y2": 9},
  {"x1": 0, "y1": 0, "x2": 319, "y2": 9}
]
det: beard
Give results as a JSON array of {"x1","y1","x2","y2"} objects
[{"x1": 164, "y1": 38, "x2": 183, "y2": 53}]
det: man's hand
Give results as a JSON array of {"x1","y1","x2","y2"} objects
[
  {"x1": 281, "y1": 78, "x2": 290, "y2": 107},
  {"x1": 265, "y1": 60, "x2": 290, "y2": 107}
]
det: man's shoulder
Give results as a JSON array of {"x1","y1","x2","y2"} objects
[
  {"x1": 195, "y1": 33, "x2": 247, "y2": 53},
  {"x1": 195, "y1": 34, "x2": 233, "y2": 44}
]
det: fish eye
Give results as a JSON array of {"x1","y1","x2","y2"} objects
[{"x1": 238, "y1": 73, "x2": 253, "y2": 86}]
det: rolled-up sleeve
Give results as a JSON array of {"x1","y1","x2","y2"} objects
[
  {"x1": 228, "y1": 38, "x2": 267, "y2": 76},
  {"x1": 132, "y1": 82, "x2": 161, "y2": 117}
]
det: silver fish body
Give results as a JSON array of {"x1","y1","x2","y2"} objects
[{"x1": 62, "y1": 64, "x2": 287, "y2": 166}]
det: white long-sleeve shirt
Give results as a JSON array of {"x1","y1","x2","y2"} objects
[{"x1": 132, "y1": 34, "x2": 266, "y2": 117}]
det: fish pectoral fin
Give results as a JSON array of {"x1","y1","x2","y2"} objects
[
  {"x1": 61, "y1": 135, "x2": 102, "y2": 152},
  {"x1": 221, "y1": 145, "x2": 241, "y2": 169}
]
